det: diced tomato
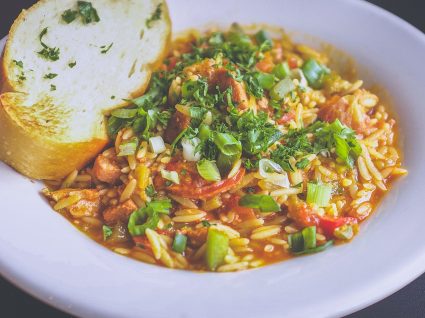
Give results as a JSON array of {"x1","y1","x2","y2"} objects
[
  {"x1": 318, "y1": 216, "x2": 358, "y2": 238},
  {"x1": 288, "y1": 201, "x2": 320, "y2": 228},
  {"x1": 288, "y1": 57, "x2": 298, "y2": 69}
]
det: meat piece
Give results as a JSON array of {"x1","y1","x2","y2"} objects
[
  {"x1": 318, "y1": 96, "x2": 371, "y2": 134},
  {"x1": 163, "y1": 111, "x2": 191, "y2": 144},
  {"x1": 181, "y1": 227, "x2": 208, "y2": 248},
  {"x1": 103, "y1": 199, "x2": 138, "y2": 225},
  {"x1": 43, "y1": 188, "x2": 100, "y2": 218},
  {"x1": 184, "y1": 59, "x2": 248, "y2": 108},
  {"x1": 93, "y1": 154, "x2": 121, "y2": 184},
  {"x1": 287, "y1": 199, "x2": 319, "y2": 228}
]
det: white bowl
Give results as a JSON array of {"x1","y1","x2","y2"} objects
[{"x1": 1, "y1": 0, "x2": 424, "y2": 317}]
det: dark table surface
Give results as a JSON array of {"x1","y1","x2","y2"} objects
[{"x1": 1, "y1": 1, "x2": 425, "y2": 317}]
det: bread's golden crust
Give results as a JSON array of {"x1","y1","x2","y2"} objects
[
  {"x1": 0, "y1": 0, "x2": 172, "y2": 180},
  {"x1": 0, "y1": 95, "x2": 108, "y2": 180}
]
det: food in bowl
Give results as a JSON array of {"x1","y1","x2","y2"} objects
[{"x1": 41, "y1": 24, "x2": 407, "y2": 272}]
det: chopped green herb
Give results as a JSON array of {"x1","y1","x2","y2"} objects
[
  {"x1": 111, "y1": 96, "x2": 115, "y2": 99},
  {"x1": 50, "y1": 84, "x2": 56, "y2": 91},
  {"x1": 145, "y1": 185, "x2": 156, "y2": 197},
  {"x1": 201, "y1": 220, "x2": 211, "y2": 227},
  {"x1": 44, "y1": 73, "x2": 58, "y2": 79},
  {"x1": 37, "y1": 27, "x2": 60, "y2": 61},
  {"x1": 68, "y1": 61, "x2": 77, "y2": 68},
  {"x1": 62, "y1": 9, "x2": 78, "y2": 24},
  {"x1": 100, "y1": 43, "x2": 113, "y2": 54},
  {"x1": 146, "y1": 3, "x2": 163, "y2": 28},
  {"x1": 78, "y1": 1, "x2": 100, "y2": 24},
  {"x1": 13, "y1": 60, "x2": 23, "y2": 68}
]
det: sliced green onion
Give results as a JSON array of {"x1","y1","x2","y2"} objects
[
  {"x1": 206, "y1": 228, "x2": 229, "y2": 271},
  {"x1": 217, "y1": 153, "x2": 239, "y2": 175},
  {"x1": 255, "y1": 72, "x2": 275, "y2": 90},
  {"x1": 181, "y1": 80, "x2": 198, "y2": 98},
  {"x1": 239, "y1": 194, "x2": 280, "y2": 212},
  {"x1": 302, "y1": 226, "x2": 317, "y2": 250},
  {"x1": 197, "y1": 159, "x2": 221, "y2": 182},
  {"x1": 172, "y1": 233, "x2": 188, "y2": 254},
  {"x1": 149, "y1": 136, "x2": 166, "y2": 154},
  {"x1": 181, "y1": 137, "x2": 201, "y2": 162},
  {"x1": 288, "y1": 226, "x2": 331, "y2": 255},
  {"x1": 302, "y1": 58, "x2": 330, "y2": 89},
  {"x1": 198, "y1": 124, "x2": 211, "y2": 141},
  {"x1": 273, "y1": 62, "x2": 291, "y2": 79},
  {"x1": 270, "y1": 77, "x2": 295, "y2": 101},
  {"x1": 288, "y1": 231, "x2": 304, "y2": 253},
  {"x1": 118, "y1": 136, "x2": 138, "y2": 156},
  {"x1": 292, "y1": 240, "x2": 334, "y2": 255},
  {"x1": 128, "y1": 199, "x2": 172, "y2": 236},
  {"x1": 258, "y1": 159, "x2": 290, "y2": 188},
  {"x1": 306, "y1": 182, "x2": 332, "y2": 207},
  {"x1": 161, "y1": 169, "x2": 180, "y2": 185},
  {"x1": 110, "y1": 108, "x2": 138, "y2": 119},
  {"x1": 213, "y1": 133, "x2": 242, "y2": 156},
  {"x1": 102, "y1": 225, "x2": 113, "y2": 241},
  {"x1": 170, "y1": 128, "x2": 187, "y2": 151}
]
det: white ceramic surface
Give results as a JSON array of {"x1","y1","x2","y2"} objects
[{"x1": 1, "y1": 0, "x2": 424, "y2": 317}]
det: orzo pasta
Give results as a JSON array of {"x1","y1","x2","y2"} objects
[{"x1": 42, "y1": 25, "x2": 407, "y2": 272}]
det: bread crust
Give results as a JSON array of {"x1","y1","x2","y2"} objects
[{"x1": 0, "y1": 0, "x2": 171, "y2": 180}]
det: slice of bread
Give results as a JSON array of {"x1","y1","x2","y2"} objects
[{"x1": 0, "y1": 0, "x2": 171, "y2": 180}]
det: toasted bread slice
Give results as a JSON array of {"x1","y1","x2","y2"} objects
[{"x1": 0, "y1": 0, "x2": 171, "y2": 180}]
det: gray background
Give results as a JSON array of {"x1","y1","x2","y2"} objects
[{"x1": 0, "y1": 1, "x2": 424, "y2": 317}]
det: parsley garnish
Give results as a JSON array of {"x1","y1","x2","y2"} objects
[
  {"x1": 50, "y1": 84, "x2": 57, "y2": 91},
  {"x1": 100, "y1": 43, "x2": 113, "y2": 54},
  {"x1": 145, "y1": 185, "x2": 157, "y2": 197},
  {"x1": 78, "y1": 1, "x2": 100, "y2": 24},
  {"x1": 44, "y1": 73, "x2": 58, "y2": 79},
  {"x1": 146, "y1": 3, "x2": 162, "y2": 28},
  {"x1": 37, "y1": 28, "x2": 60, "y2": 61},
  {"x1": 62, "y1": 1, "x2": 100, "y2": 24},
  {"x1": 201, "y1": 220, "x2": 211, "y2": 227},
  {"x1": 13, "y1": 60, "x2": 26, "y2": 83},
  {"x1": 13, "y1": 60, "x2": 23, "y2": 68},
  {"x1": 62, "y1": 9, "x2": 78, "y2": 24},
  {"x1": 68, "y1": 61, "x2": 77, "y2": 68}
]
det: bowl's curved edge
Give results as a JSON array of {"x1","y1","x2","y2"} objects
[{"x1": 0, "y1": 1, "x2": 425, "y2": 317}]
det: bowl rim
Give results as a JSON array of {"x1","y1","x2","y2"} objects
[{"x1": 1, "y1": 0, "x2": 425, "y2": 317}]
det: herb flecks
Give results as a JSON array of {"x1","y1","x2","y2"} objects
[
  {"x1": 62, "y1": 1, "x2": 100, "y2": 24},
  {"x1": 100, "y1": 43, "x2": 113, "y2": 54},
  {"x1": 62, "y1": 9, "x2": 78, "y2": 24},
  {"x1": 44, "y1": 73, "x2": 58, "y2": 79},
  {"x1": 13, "y1": 60, "x2": 26, "y2": 83},
  {"x1": 50, "y1": 84, "x2": 57, "y2": 91},
  {"x1": 146, "y1": 3, "x2": 162, "y2": 28},
  {"x1": 68, "y1": 61, "x2": 77, "y2": 68},
  {"x1": 37, "y1": 27, "x2": 60, "y2": 61}
]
